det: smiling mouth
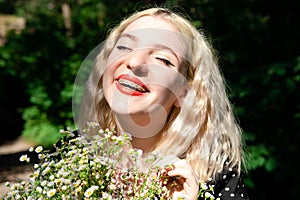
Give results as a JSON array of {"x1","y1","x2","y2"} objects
[
  {"x1": 118, "y1": 79, "x2": 149, "y2": 92},
  {"x1": 116, "y1": 74, "x2": 149, "y2": 95}
]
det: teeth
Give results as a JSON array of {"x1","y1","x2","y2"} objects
[{"x1": 118, "y1": 79, "x2": 147, "y2": 92}]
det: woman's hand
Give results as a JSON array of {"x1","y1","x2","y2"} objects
[{"x1": 167, "y1": 159, "x2": 199, "y2": 200}]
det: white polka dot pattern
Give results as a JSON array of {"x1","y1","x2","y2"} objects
[{"x1": 203, "y1": 166, "x2": 249, "y2": 199}]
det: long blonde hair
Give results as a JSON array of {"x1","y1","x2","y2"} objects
[{"x1": 78, "y1": 7, "x2": 244, "y2": 181}]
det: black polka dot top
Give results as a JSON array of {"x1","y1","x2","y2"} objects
[{"x1": 201, "y1": 167, "x2": 249, "y2": 200}]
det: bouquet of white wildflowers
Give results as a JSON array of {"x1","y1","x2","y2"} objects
[{"x1": 1, "y1": 122, "x2": 215, "y2": 200}]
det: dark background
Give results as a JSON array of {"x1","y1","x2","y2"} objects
[{"x1": 0, "y1": 0, "x2": 299, "y2": 199}]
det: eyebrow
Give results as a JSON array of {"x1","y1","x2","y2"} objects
[
  {"x1": 119, "y1": 33, "x2": 180, "y2": 62},
  {"x1": 152, "y1": 43, "x2": 180, "y2": 62},
  {"x1": 119, "y1": 33, "x2": 138, "y2": 42}
]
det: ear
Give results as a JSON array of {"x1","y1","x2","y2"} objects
[{"x1": 174, "y1": 84, "x2": 190, "y2": 107}]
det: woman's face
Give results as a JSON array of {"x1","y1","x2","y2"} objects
[{"x1": 103, "y1": 16, "x2": 187, "y2": 117}]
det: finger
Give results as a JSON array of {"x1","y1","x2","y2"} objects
[
  {"x1": 167, "y1": 159, "x2": 199, "y2": 186},
  {"x1": 168, "y1": 160, "x2": 193, "y2": 177},
  {"x1": 167, "y1": 160, "x2": 200, "y2": 200}
]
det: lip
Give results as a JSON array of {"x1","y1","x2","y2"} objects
[{"x1": 115, "y1": 74, "x2": 149, "y2": 96}]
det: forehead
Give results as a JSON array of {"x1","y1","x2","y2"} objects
[
  {"x1": 121, "y1": 16, "x2": 187, "y2": 59},
  {"x1": 124, "y1": 16, "x2": 177, "y2": 31}
]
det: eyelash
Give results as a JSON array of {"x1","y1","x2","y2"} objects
[
  {"x1": 116, "y1": 46, "x2": 131, "y2": 51},
  {"x1": 156, "y1": 57, "x2": 174, "y2": 66},
  {"x1": 116, "y1": 46, "x2": 174, "y2": 67}
]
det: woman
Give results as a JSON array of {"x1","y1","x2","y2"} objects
[{"x1": 77, "y1": 7, "x2": 249, "y2": 200}]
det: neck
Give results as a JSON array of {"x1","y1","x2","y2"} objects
[
  {"x1": 114, "y1": 111, "x2": 167, "y2": 152},
  {"x1": 130, "y1": 134, "x2": 161, "y2": 153}
]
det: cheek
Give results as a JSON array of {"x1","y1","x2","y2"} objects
[
  {"x1": 102, "y1": 66, "x2": 115, "y2": 103},
  {"x1": 102, "y1": 69, "x2": 111, "y2": 92},
  {"x1": 102, "y1": 77, "x2": 110, "y2": 104},
  {"x1": 107, "y1": 49, "x2": 125, "y2": 67},
  {"x1": 152, "y1": 85, "x2": 178, "y2": 106},
  {"x1": 102, "y1": 60, "x2": 122, "y2": 85},
  {"x1": 150, "y1": 72, "x2": 186, "y2": 100},
  {"x1": 105, "y1": 52, "x2": 127, "y2": 78},
  {"x1": 150, "y1": 63, "x2": 185, "y2": 85}
]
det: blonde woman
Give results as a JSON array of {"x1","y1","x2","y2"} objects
[{"x1": 77, "y1": 7, "x2": 249, "y2": 200}]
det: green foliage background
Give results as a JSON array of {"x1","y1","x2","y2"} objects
[{"x1": 0, "y1": 0, "x2": 299, "y2": 199}]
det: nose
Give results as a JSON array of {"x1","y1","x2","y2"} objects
[{"x1": 126, "y1": 49, "x2": 148, "y2": 76}]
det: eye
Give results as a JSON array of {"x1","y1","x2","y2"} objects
[
  {"x1": 116, "y1": 45, "x2": 132, "y2": 51},
  {"x1": 156, "y1": 57, "x2": 174, "y2": 67}
]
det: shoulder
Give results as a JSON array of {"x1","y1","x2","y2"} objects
[{"x1": 206, "y1": 167, "x2": 249, "y2": 200}]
